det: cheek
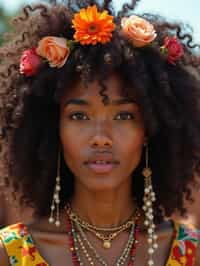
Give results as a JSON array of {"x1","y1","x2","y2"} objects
[
  {"x1": 115, "y1": 125, "x2": 145, "y2": 167},
  {"x1": 59, "y1": 123, "x2": 85, "y2": 169}
]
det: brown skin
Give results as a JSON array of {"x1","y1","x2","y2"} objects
[{"x1": 0, "y1": 74, "x2": 199, "y2": 265}]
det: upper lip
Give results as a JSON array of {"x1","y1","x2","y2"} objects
[{"x1": 85, "y1": 153, "x2": 119, "y2": 164}]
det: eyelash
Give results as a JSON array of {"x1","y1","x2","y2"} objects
[{"x1": 69, "y1": 111, "x2": 135, "y2": 121}]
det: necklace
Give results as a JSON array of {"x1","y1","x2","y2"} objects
[
  {"x1": 75, "y1": 221, "x2": 136, "y2": 266},
  {"x1": 66, "y1": 209, "x2": 140, "y2": 266},
  {"x1": 66, "y1": 204, "x2": 139, "y2": 249},
  {"x1": 66, "y1": 204, "x2": 135, "y2": 232}
]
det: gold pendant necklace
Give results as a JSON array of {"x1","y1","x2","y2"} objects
[{"x1": 66, "y1": 204, "x2": 140, "y2": 249}]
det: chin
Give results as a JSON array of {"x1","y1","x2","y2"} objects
[{"x1": 80, "y1": 175, "x2": 129, "y2": 192}]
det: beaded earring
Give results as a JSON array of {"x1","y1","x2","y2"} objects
[
  {"x1": 142, "y1": 144, "x2": 158, "y2": 266},
  {"x1": 48, "y1": 152, "x2": 61, "y2": 227}
]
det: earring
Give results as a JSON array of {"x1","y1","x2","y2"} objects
[
  {"x1": 49, "y1": 152, "x2": 61, "y2": 227},
  {"x1": 142, "y1": 144, "x2": 158, "y2": 266}
]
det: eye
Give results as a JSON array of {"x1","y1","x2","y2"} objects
[
  {"x1": 69, "y1": 112, "x2": 89, "y2": 120},
  {"x1": 115, "y1": 112, "x2": 135, "y2": 120}
]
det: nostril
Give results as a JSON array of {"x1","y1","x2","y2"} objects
[
  {"x1": 90, "y1": 135, "x2": 112, "y2": 148},
  {"x1": 92, "y1": 142, "x2": 111, "y2": 147}
]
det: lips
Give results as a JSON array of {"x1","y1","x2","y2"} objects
[{"x1": 84, "y1": 154, "x2": 119, "y2": 174}]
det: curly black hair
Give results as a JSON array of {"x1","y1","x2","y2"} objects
[{"x1": 0, "y1": 0, "x2": 200, "y2": 222}]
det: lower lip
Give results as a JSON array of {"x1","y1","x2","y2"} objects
[{"x1": 86, "y1": 163, "x2": 118, "y2": 173}]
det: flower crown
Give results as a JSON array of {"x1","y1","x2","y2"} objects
[{"x1": 20, "y1": 5, "x2": 184, "y2": 77}]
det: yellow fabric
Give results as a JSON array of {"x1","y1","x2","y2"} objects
[
  {"x1": 0, "y1": 221, "x2": 198, "y2": 265},
  {"x1": 0, "y1": 223, "x2": 48, "y2": 266}
]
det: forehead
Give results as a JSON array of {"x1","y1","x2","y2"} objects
[{"x1": 61, "y1": 73, "x2": 130, "y2": 103}]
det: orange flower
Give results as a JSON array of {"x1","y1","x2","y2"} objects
[
  {"x1": 121, "y1": 15, "x2": 157, "y2": 47},
  {"x1": 72, "y1": 5, "x2": 115, "y2": 45},
  {"x1": 36, "y1": 37, "x2": 70, "y2": 68}
]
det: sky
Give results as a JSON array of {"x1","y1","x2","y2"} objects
[{"x1": 1, "y1": 0, "x2": 200, "y2": 42}]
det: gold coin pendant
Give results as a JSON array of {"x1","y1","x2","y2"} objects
[{"x1": 103, "y1": 240, "x2": 111, "y2": 249}]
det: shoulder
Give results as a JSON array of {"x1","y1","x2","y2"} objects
[
  {"x1": 0, "y1": 223, "x2": 27, "y2": 266},
  {"x1": 194, "y1": 229, "x2": 200, "y2": 266},
  {"x1": 172, "y1": 221, "x2": 199, "y2": 265}
]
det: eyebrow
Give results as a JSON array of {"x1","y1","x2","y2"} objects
[{"x1": 64, "y1": 98, "x2": 137, "y2": 107}]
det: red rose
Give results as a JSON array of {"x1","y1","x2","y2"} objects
[
  {"x1": 20, "y1": 48, "x2": 42, "y2": 77},
  {"x1": 163, "y1": 36, "x2": 184, "y2": 64}
]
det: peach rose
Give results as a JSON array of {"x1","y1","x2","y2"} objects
[
  {"x1": 36, "y1": 37, "x2": 70, "y2": 68},
  {"x1": 121, "y1": 15, "x2": 157, "y2": 47}
]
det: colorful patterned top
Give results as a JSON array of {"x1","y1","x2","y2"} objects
[{"x1": 0, "y1": 221, "x2": 199, "y2": 266}]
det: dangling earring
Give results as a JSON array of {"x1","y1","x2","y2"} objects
[
  {"x1": 49, "y1": 152, "x2": 61, "y2": 227},
  {"x1": 142, "y1": 143, "x2": 158, "y2": 266}
]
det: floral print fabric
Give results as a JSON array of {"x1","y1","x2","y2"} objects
[
  {"x1": 166, "y1": 222, "x2": 199, "y2": 266},
  {"x1": 0, "y1": 221, "x2": 198, "y2": 265},
  {"x1": 0, "y1": 223, "x2": 48, "y2": 266}
]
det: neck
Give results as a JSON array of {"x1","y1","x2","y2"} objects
[{"x1": 71, "y1": 181, "x2": 136, "y2": 228}]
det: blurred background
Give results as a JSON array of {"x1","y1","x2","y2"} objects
[{"x1": 0, "y1": 0, "x2": 200, "y2": 46}]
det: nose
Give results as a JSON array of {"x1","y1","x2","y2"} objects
[{"x1": 89, "y1": 121, "x2": 113, "y2": 148}]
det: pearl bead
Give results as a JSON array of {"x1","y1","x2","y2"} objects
[
  {"x1": 149, "y1": 215, "x2": 153, "y2": 220},
  {"x1": 146, "y1": 201, "x2": 151, "y2": 206},
  {"x1": 148, "y1": 248, "x2": 154, "y2": 254},
  {"x1": 51, "y1": 205, "x2": 55, "y2": 210},
  {"x1": 55, "y1": 199, "x2": 60, "y2": 204},
  {"x1": 148, "y1": 208, "x2": 153, "y2": 213},
  {"x1": 143, "y1": 206, "x2": 147, "y2": 211},
  {"x1": 56, "y1": 185, "x2": 61, "y2": 191},
  {"x1": 148, "y1": 238, "x2": 153, "y2": 244},
  {"x1": 54, "y1": 194, "x2": 58, "y2": 200},
  {"x1": 49, "y1": 217, "x2": 54, "y2": 223},
  {"x1": 148, "y1": 228, "x2": 153, "y2": 234},
  {"x1": 153, "y1": 243, "x2": 158, "y2": 249},
  {"x1": 144, "y1": 220, "x2": 149, "y2": 226},
  {"x1": 148, "y1": 260, "x2": 154, "y2": 265},
  {"x1": 151, "y1": 224, "x2": 155, "y2": 229},
  {"x1": 153, "y1": 234, "x2": 158, "y2": 240},
  {"x1": 55, "y1": 220, "x2": 60, "y2": 227},
  {"x1": 145, "y1": 188, "x2": 150, "y2": 193},
  {"x1": 56, "y1": 176, "x2": 60, "y2": 182}
]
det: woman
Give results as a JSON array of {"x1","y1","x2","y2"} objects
[{"x1": 0, "y1": 0, "x2": 199, "y2": 265}]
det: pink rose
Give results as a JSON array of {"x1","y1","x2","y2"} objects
[
  {"x1": 36, "y1": 37, "x2": 70, "y2": 68},
  {"x1": 20, "y1": 48, "x2": 42, "y2": 77},
  {"x1": 163, "y1": 36, "x2": 184, "y2": 64},
  {"x1": 121, "y1": 15, "x2": 157, "y2": 47}
]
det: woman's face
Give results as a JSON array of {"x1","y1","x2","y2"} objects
[{"x1": 59, "y1": 74, "x2": 146, "y2": 192}]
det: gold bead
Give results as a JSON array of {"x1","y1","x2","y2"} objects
[
  {"x1": 103, "y1": 240, "x2": 111, "y2": 249},
  {"x1": 142, "y1": 167, "x2": 152, "y2": 178}
]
